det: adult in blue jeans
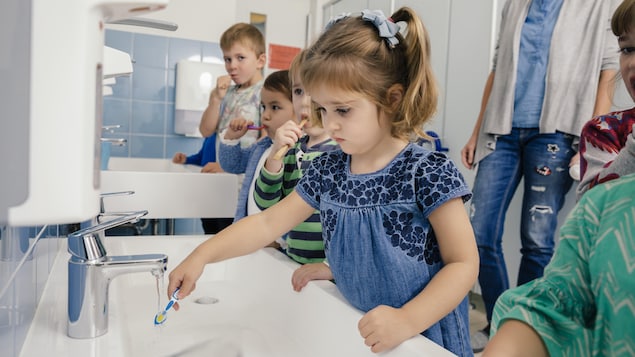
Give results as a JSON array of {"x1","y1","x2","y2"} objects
[{"x1": 460, "y1": 0, "x2": 620, "y2": 352}]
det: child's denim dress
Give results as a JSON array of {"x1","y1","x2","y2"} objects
[{"x1": 296, "y1": 143, "x2": 473, "y2": 356}]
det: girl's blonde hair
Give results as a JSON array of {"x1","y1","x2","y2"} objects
[
  {"x1": 288, "y1": 49, "x2": 307, "y2": 84},
  {"x1": 612, "y1": 0, "x2": 635, "y2": 36},
  {"x1": 301, "y1": 7, "x2": 438, "y2": 140},
  {"x1": 288, "y1": 50, "x2": 323, "y2": 128}
]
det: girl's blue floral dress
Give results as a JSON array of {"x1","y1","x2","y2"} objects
[{"x1": 296, "y1": 143, "x2": 473, "y2": 356}]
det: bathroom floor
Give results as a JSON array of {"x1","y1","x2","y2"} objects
[{"x1": 469, "y1": 292, "x2": 487, "y2": 357}]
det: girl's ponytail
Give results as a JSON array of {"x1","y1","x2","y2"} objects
[{"x1": 391, "y1": 7, "x2": 438, "y2": 139}]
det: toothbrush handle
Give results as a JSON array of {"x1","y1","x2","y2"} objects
[
  {"x1": 165, "y1": 299, "x2": 176, "y2": 311},
  {"x1": 164, "y1": 287, "x2": 180, "y2": 311}
]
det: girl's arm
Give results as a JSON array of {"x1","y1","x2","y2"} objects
[
  {"x1": 255, "y1": 143, "x2": 303, "y2": 210},
  {"x1": 485, "y1": 186, "x2": 599, "y2": 356},
  {"x1": 358, "y1": 198, "x2": 479, "y2": 353},
  {"x1": 168, "y1": 191, "x2": 314, "y2": 304},
  {"x1": 218, "y1": 139, "x2": 247, "y2": 174},
  {"x1": 254, "y1": 164, "x2": 286, "y2": 210},
  {"x1": 592, "y1": 69, "x2": 617, "y2": 117},
  {"x1": 482, "y1": 320, "x2": 548, "y2": 357}
]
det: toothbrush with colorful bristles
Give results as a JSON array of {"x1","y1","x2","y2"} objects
[{"x1": 154, "y1": 287, "x2": 180, "y2": 325}]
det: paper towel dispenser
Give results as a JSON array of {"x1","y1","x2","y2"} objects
[
  {"x1": 103, "y1": 46, "x2": 133, "y2": 78},
  {"x1": 174, "y1": 60, "x2": 227, "y2": 137},
  {"x1": 103, "y1": 46, "x2": 133, "y2": 96}
]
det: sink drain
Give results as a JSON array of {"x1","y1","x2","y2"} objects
[{"x1": 195, "y1": 296, "x2": 219, "y2": 304}]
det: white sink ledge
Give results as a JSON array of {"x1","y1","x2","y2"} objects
[
  {"x1": 101, "y1": 157, "x2": 238, "y2": 219},
  {"x1": 20, "y1": 236, "x2": 455, "y2": 357}
]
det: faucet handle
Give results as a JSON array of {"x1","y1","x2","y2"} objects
[
  {"x1": 68, "y1": 232, "x2": 108, "y2": 262},
  {"x1": 100, "y1": 137, "x2": 127, "y2": 146},
  {"x1": 100, "y1": 190, "x2": 135, "y2": 197},
  {"x1": 102, "y1": 125, "x2": 121, "y2": 133},
  {"x1": 68, "y1": 210, "x2": 148, "y2": 261}
]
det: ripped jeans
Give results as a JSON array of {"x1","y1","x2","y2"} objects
[{"x1": 470, "y1": 128, "x2": 575, "y2": 322}]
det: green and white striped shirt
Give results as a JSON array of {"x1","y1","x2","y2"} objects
[{"x1": 254, "y1": 136, "x2": 338, "y2": 264}]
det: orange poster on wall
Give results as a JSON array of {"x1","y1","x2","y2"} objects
[{"x1": 268, "y1": 44, "x2": 301, "y2": 70}]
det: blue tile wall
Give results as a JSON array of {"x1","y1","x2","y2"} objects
[
  {"x1": 0, "y1": 224, "x2": 65, "y2": 357},
  {"x1": 104, "y1": 29, "x2": 226, "y2": 235}
]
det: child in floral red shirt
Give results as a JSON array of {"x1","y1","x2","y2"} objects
[{"x1": 577, "y1": 110, "x2": 635, "y2": 199}]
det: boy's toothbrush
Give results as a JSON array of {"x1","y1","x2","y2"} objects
[
  {"x1": 154, "y1": 288, "x2": 180, "y2": 325},
  {"x1": 247, "y1": 124, "x2": 265, "y2": 130}
]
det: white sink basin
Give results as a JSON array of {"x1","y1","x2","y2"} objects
[
  {"x1": 107, "y1": 157, "x2": 203, "y2": 173},
  {"x1": 100, "y1": 157, "x2": 238, "y2": 219},
  {"x1": 20, "y1": 236, "x2": 455, "y2": 357}
]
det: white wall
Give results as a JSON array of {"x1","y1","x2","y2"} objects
[
  {"x1": 232, "y1": 0, "x2": 311, "y2": 49},
  {"x1": 444, "y1": 0, "x2": 498, "y2": 174},
  {"x1": 107, "y1": 0, "x2": 310, "y2": 52},
  {"x1": 107, "y1": 0, "x2": 238, "y2": 42}
]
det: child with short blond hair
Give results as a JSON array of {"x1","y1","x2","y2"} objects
[
  {"x1": 173, "y1": 22, "x2": 266, "y2": 233},
  {"x1": 198, "y1": 22, "x2": 266, "y2": 141}
]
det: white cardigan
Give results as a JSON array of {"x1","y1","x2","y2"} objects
[{"x1": 475, "y1": 0, "x2": 620, "y2": 164}]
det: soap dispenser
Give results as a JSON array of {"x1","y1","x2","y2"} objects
[{"x1": 0, "y1": 0, "x2": 169, "y2": 226}]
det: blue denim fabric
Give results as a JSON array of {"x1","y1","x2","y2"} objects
[
  {"x1": 513, "y1": 0, "x2": 563, "y2": 128},
  {"x1": 296, "y1": 144, "x2": 473, "y2": 356},
  {"x1": 470, "y1": 128, "x2": 575, "y2": 321}
]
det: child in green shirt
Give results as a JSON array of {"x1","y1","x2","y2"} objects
[{"x1": 254, "y1": 50, "x2": 337, "y2": 270}]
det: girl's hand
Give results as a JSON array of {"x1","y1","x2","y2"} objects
[
  {"x1": 460, "y1": 134, "x2": 478, "y2": 169},
  {"x1": 264, "y1": 120, "x2": 304, "y2": 172},
  {"x1": 167, "y1": 252, "x2": 206, "y2": 311},
  {"x1": 291, "y1": 262, "x2": 333, "y2": 292},
  {"x1": 271, "y1": 120, "x2": 303, "y2": 156},
  {"x1": 569, "y1": 152, "x2": 580, "y2": 167},
  {"x1": 358, "y1": 305, "x2": 417, "y2": 353},
  {"x1": 224, "y1": 118, "x2": 254, "y2": 140}
]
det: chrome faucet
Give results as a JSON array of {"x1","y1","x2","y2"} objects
[
  {"x1": 100, "y1": 137, "x2": 127, "y2": 146},
  {"x1": 67, "y1": 210, "x2": 168, "y2": 339},
  {"x1": 95, "y1": 190, "x2": 136, "y2": 224}
]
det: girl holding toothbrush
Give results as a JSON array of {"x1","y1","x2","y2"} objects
[{"x1": 169, "y1": 7, "x2": 478, "y2": 355}]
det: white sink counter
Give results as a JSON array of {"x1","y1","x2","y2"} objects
[
  {"x1": 101, "y1": 157, "x2": 238, "y2": 219},
  {"x1": 20, "y1": 236, "x2": 456, "y2": 357},
  {"x1": 107, "y1": 157, "x2": 205, "y2": 173}
]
